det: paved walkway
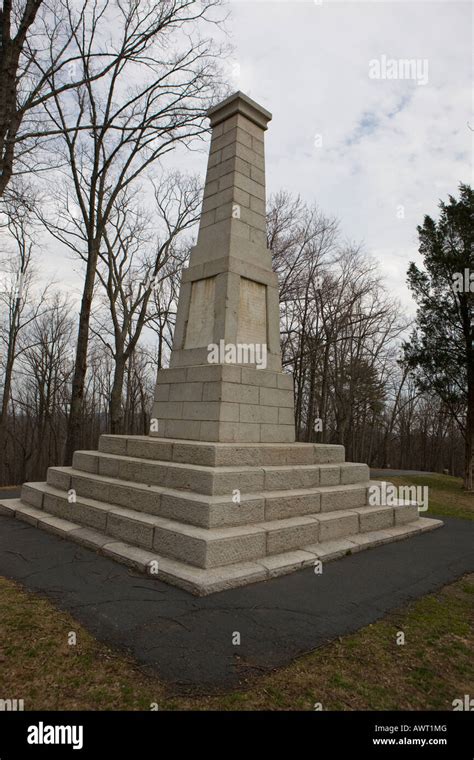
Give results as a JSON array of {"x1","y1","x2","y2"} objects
[
  {"x1": 0, "y1": 510, "x2": 472, "y2": 692},
  {"x1": 0, "y1": 488, "x2": 20, "y2": 498}
]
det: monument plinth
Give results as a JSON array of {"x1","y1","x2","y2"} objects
[
  {"x1": 151, "y1": 92, "x2": 294, "y2": 443},
  {"x1": 2, "y1": 92, "x2": 442, "y2": 595}
]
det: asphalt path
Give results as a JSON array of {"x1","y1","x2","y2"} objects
[{"x1": 0, "y1": 509, "x2": 471, "y2": 692}]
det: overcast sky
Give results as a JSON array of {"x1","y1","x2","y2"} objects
[
  {"x1": 226, "y1": 0, "x2": 471, "y2": 311},
  {"x1": 9, "y1": 0, "x2": 472, "y2": 318}
]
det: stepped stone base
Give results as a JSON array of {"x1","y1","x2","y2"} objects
[{"x1": 1, "y1": 436, "x2": 443, "y2": 595}]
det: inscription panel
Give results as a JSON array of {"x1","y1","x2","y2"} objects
[
  {"x1": 184, "y1": 277, "x2": 216, "y2": 349},
  {"x1": 237, "y1": 278, "x2": 267, "y2": 346}
]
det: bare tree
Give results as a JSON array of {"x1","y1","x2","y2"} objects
[
  {"x1": 268, "y1": 192, "x2": 408, "y2": 458},
  {"x1": 2, "y1": 0, "x2": 104, "y2": 196},
  {"x1": 92, "y1": 173, "x2": 200, "y2": 433},
  {"x1": 0, "y1": 188, "x2": 50, "y2": 469},
  {"x1": 36, "y1": 0, "x2": 224, "y2": 462},
  {"x1": 17, "y1": 291, "x2": 73, "y2": 477},
  {"x1": 1, "y1": 0, "x2": 224, "y2": 197}
]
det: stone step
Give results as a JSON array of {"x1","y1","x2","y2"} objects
[
  {"x1": 71, "y1": 450, "x2": 368, "y2": 495},
  {"x1": 0, "y1": 497, "x2": 443, "y2": 596},
  {"x1": 98, "y1": 435, "x2": 346, "y2": 466},
  {"x1": 37, "y1": 468, "x2": 371, "y2": 527},
  {"x1": 264, "y1": 483, "x2": 369, "y2": 519},
  {"x1": 22, "y1": 482, "x2": 269, "y2": 567},
  {"x1": 22, "y1": 481, "x2": 264, "y2": 530},
  {"x1": 18, "y1": 481, "x2": 419, "y2": 568}
]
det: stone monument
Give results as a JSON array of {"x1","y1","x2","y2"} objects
[
  {"x1": 150, "y1": 92, "x2": 293, "y2": 444},
  {"x1": 0, "y1": 92, "x2": 442, "y2": 595}
]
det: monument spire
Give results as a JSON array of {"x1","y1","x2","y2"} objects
[
  {"x1": 150, "y1": 91, "x2": 295, "y2": 443},
  {"x1": 194, "y1": 91, "x2": 272, "y2": 269}
]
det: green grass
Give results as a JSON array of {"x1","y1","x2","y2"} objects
[{"x1": 384, "y1": 473, "x2": 474, "y2": 522}]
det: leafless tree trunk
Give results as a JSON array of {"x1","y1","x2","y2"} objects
[
  {"x1": 0, "y1": 188, "x2": 44, "y2": 470},
  {"x1": 36, "y1": 1, "x2": 223, "y2": 462},
  {"x1": 2, "y1": 0, "x2": 222, "y2": 197},
  {"x1": 91, "y1": 174, "x2": 200, "y2": 433}
]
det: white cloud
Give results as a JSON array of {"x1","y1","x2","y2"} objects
[{"x1": 228, "y1": 0, "x2": 471, "y2": 314}]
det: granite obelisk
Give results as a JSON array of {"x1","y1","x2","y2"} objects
[{"x1": 150, "y1": 92, "x2": 295, "y2": 443}]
